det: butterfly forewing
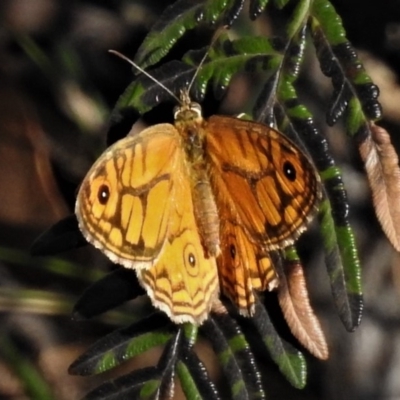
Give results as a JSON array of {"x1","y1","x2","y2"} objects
[
  {"x1": 76, "y1": 124, "x2": 180, "y2": 268},
  {"x1": 205, "y1": 115, "x2": 321, "y2": 250}
]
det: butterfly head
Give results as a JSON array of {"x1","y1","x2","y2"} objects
[{"x1": 173, "y1": 89, "x2": 203, "y2": 127}]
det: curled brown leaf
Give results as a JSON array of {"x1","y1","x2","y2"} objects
[
  {"x1": 277, "y1": 259, "x2": 329, "y2": 360},
  {"x1": 359, "y1": 122, "x2": 400, "y2": 252}
]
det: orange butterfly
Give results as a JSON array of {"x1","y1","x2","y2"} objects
[{"x1": 76, "y1": 85, "x2": 321, "y2": 324}]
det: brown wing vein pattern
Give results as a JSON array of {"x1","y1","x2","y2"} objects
[
  {"x1": 76, "y1": 126, "x2": 180, "y2": 266},
  {"x1": 204, "y1": 115, "x2": 320, "y2": 315},
  {"x1": 206, "y1": 115, "x2": 321, "y2": 248}
]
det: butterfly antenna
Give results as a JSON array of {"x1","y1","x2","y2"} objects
[
  {"x1": 186, "y1": 26, "x2": 227, "y2": 95},
  {"x1": 108, "y1": 50, "x2": 180, "y2": 103}
]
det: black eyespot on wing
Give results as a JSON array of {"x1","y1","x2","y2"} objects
[
  {"x1": 283, "y1": 161, "x2": 296, "y2": 182},
  {"x1": 188, "y1": 253, "x2": 196, "y2": 267},
  {"x1": 98, "y1": 184, "x2": 110, "y2": 205},
  {"x1": 230, "y1": 244, "x2": 236, "y2": 259}
]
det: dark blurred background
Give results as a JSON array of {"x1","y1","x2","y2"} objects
[{"x1": 1, "y1": 1, "x2": 400, "y2": 399}]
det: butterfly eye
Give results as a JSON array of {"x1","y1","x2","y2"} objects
[
  {"x1": 97, "y1": 184, "x2": 110, "y2": 205},
  {"x1": 283, "y1": 161, "x2": 297, "y2": 182},
  {"x1": 189, "y1": 102, "x2": 202, "y2": 117},
  {"x1": 173, "y1": 105, "x2": 180, "y2": 119}
]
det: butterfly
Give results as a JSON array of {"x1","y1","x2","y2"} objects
[{"x1": 75, "y1": 81, "x2": 321, "y2": 325}]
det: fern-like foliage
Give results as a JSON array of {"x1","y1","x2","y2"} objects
[{"x1": 31, "y1": 0, "x2": 400, "y2": 399}]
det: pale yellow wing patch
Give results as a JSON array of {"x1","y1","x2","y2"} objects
[
  {"x1": 137, "y1": 231, "x2": 219, "y2": 324},
  {"x1": 137, "y1": 144, "x2": 219, "y2": 324}
]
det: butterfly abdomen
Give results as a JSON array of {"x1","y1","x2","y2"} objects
[
  {"x1": 187, "y1": 145, "x2": 220, "y2": 258},
  {"x1": 177, "y1": 114, "x2": 221, "y2": 259},
  {"x1": 191, "y1": 176, "x2": 221, "y2": 258}
]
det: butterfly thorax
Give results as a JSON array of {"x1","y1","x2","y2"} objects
[
  {"x1": 173, "y1": 100, "x2": 221, "y2": 258},
  {"x1": 174, "y1": 107, "x2": 203, "y2": 160}
]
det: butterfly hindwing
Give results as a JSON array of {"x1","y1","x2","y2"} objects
[
  {"x1": 136, "y1": 131, "x2": 219, "y2": 323},
  {"x1": 218, "y1": 219, "x2": 277, "y2": 315}
]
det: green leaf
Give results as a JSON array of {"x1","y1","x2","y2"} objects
[
  {"x1": 262, "y1": 57, "x2": 364, "y2": 331},
  {"x1": 139, "y1": 379, "x2": 161, "y2": 399},
  {"x1": 134, "y1": 0, "x2": 245, "y2": 69},
  {"x1": 113, "y1": 34, "x2": 282, "y2": 118},
  {"x1": 202, "y1": 315, "x2": 265, "y2": 399},
  {"x1": 319, "y1": 196, "x2": 363, "y2": 331},
  {"x1": 286, "y1": 0, "x2": 309, "y2": 39},
  {"x1": 252, "y1": 299, "x2": 307, "y2": 389},
  {"x1": 69, "y1": 316, "x2": 174, "y2": 375},
  {"x1": 82, "y1": 367, "x2": 159, "y2": 400},
  {"x1": 273, "y1": 0, "x2": 290, "y2": 9},
  {"x1": 310, "y1": 0, "x2": 381, "y2": 127},
  {"x1": 177, "y1": 361, "x2": 203, "y2": 400},
  {"x1": 178, "y1": 348, "x2": 220, "y2": 400},
  {"x1": 134, "y1": 0, "x2": 204, "y2": 69}
]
